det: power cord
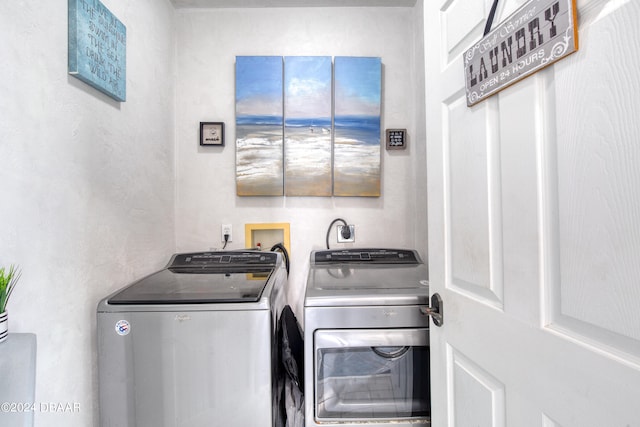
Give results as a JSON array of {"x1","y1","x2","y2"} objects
[
  {"x1": 325, "y1": 218, "x2": 351, "y2": 249},
  {"x1": 270, "y1": 243, "x2": 290, "y2": 276},
  {"x1": 222, "y1": 233, "x2": 229, "y2": 250}
]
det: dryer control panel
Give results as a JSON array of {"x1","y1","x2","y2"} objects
[{"x1": 312, "y1": 249, "x2": 420, "y2": 265}]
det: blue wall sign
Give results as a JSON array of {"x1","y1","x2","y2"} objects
[{"x1": 68, "y1": 0, "x2": 126, "y2": 102}]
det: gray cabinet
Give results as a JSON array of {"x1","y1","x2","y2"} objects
[{"x1": 0, "y1": 334, "x2": 37, "y2": 427}]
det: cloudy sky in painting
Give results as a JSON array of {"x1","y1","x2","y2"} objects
[
  {"x1": 285, "y1": 56, "x2": 332, "y2": 119},
  {"x1": 334, "y1": 56, "x2": 381, "y2": 117},
  {"x1": 236, "y1": 56, "x2": 381, "y2": 118},
  {"x1": 236, "y1": 56, "x2": 283, "y2": 117}
]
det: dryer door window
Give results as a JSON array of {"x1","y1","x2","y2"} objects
[{"x1": 314, "y1": 328, "x2": 430, "y2": 422}]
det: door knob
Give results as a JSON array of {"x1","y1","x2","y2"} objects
[{"x1": 420, "y1": 293, "x2": 444, "y2": 327}]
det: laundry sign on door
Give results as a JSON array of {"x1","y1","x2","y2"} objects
[{"x1": 464, "y1": 0, "x2": 578, "y2": 107}]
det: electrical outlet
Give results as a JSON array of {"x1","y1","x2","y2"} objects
[
  {"x1": 221, "y1": 224, "x2": 232, "y2": 243},
  {"x1": 337, "y1": 225, "x2": 355, "y2": 243}
]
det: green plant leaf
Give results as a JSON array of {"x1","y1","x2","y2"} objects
[{"x1": 0, "y1": 264, "x2": 21, "y2": 313}]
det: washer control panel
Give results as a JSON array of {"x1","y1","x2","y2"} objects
[{"x1": 169, "y1": 251, "x2": 278, "y2": 269}]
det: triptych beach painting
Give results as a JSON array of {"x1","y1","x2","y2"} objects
[{"x1": 235, "y1": 56, "x2": 381, "y2": 197}]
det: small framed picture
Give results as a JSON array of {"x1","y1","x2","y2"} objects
[
  {"x1": 386, "y1": 129, "x2": 407, "y2": 150},
  {"x1": 200, "y1": 122, "x2": 224, "y2": 146}
]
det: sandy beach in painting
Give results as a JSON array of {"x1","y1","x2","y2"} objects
[
  {"x1": 236, "y1": 123, "x2": 284, "y2": 196},
  {"x1": 285, "y1": 124, "x2": 332, "y2": 196},
  {"x1": 333, "y1": 116, "x2": 381, "y2": 197},
  {"x1": 236, "y1": 117, "x2": 380, "y2": 197}
]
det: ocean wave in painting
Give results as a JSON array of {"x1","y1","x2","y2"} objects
[
  {"x1": 236, "y1": 115, "x2": 283, "y2": 126},
  {"x1": 285, "y1": 117, "x2": 331, "y2": 128}
]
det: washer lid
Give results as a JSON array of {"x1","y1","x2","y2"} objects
[
  {"x1": 108, "y1": 251, "x2": 277, "y2": 305},
  {"x1": 108, "y1": 269, "x2": 272, "y2": 305}
]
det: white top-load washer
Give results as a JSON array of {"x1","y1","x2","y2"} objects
[
  {"x1": 303, "y1": 248, "x2": 431, "y2": 427},
  {"x1": 97, "y1": 251, "x2": 287, "y2": 427}
]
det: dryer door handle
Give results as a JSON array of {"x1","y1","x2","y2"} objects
[{"x1": 420, "y1": 293, "x2": 444, "y2": 327}]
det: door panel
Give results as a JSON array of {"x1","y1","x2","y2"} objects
[
  {"x1": 545, "y1": 0, "x2": 640, "y2": 363},
  {"x1": 498, "y1": 82, "x2": 540, "y2": 325},
  {"x1": 447, "y1": 95, "x2": 489, "y2": 288},
  {"x1": 448, "y1": 345, "x2": 505, "y2": 427},
  {"x1": 424, "y1": 0, "x2": 640, "y2": 425},
  {"x1": 441, "y1": 0, "x2": 486, "y2": 64},
  {"x1": 446, "y1": 93, "x2": 504, "y2": 308}
]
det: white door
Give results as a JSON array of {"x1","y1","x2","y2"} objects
[{"x1": 424, "y1": 0, "x2": 640, "y2": 425}]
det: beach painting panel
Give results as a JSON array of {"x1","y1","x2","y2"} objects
[
  {"x1": 333, "y1": 56, "x2": 382, "y2": 197},
  {"x1": 236, "y1": 56, "x2": 284, "y2": 196},
  {"x1": 284, "y1": 56, "x2": 333, "y2": 196}
]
